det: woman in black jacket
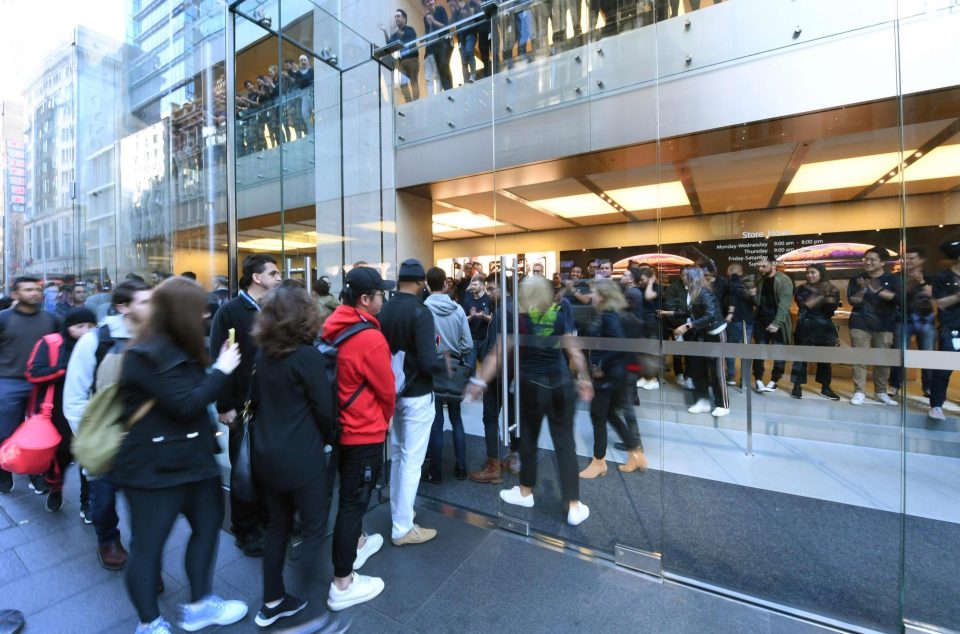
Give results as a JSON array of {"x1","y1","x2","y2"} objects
[
  {"x1": 116, "y1": 277, "x2": 246, "y2": 634},
  {"x1": 671, "y1": 266, "x2": 730, "y2": 417},
  {"x1": 249, "y1": 284, "x2": 359, "y2": 628},
  {"x1": 579, "y1": 280, "x2": 647, "y2": 479},
  {"x1": 789, "y1": 264, "x2": 841, "y2": 400}
]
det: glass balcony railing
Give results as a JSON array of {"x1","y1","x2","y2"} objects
[{"x1": 386, "y1": 0, "x2": 910, "y2": 147}]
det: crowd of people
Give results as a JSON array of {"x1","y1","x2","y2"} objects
[
  {"x1": 236, "y1": 55, "x2": 315, "y2": 156},
  {"x1": 0, "y1": 237, "x2": 958, "y2": 631},
  {"x1": 382, "y1": 0, "x2": 725, "y2": 102}
]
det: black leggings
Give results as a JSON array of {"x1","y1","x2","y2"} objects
[
  {"x1": 262, "y1": 465, "x2": 332, "y2": 603},
  {"x1": 332, "y1": 443, "x2": 383, "y2": 578},
  {"x1": 124, "y1": 478, "x2": 224, "y2": 623},
  {"x1": 518, "y1": 378, "x2": 579, "y2": 503},
  {"x1": 590, "y1": 377, "x2": 640, "y2": 459}
]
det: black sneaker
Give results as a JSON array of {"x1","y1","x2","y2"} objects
[
  {"x1": 421, "y1": 472, "x2": 442, "y2": 485},
  {"x1": 255, "y1": 594, "x2": 307, "y2": 627},
  {"x1": 455, "y1": 467, "x2": 467, "y2": 481},
  {"x1": 0, "y1": 471, "x2": 12, "y2": 494},
  {"x1": 790, "y1": 384, "x2": 803, "y2": 399},
  {"x1": 820, "y1": 387, "x2": 841, "y2": 401},
  {"x1": 28, "y1": 475, "x2": 50, "y2": 495},
  {"x1": 80, "y1": 500, "x2": 93, "y2": 524},
  {"x1": 235, "y1": 531, "x2": 265, "y2": 557},
  {"x1": 45, "y1": 490, "x2": 63, "y2": 513}
]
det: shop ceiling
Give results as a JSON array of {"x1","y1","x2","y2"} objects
[{"x1": 401, "y1": 89, "x2": 960, "y2": 241}]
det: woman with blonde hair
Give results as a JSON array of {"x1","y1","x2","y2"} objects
[
  {"x1": 671, "y1": 266, "x2": 729, "y2": 417},
  {"x1": 579, "y1": 280, "x2": 647, "y2": 478},
  {"x1": 466, "y1": 275, "x2": 594, "y2": 526}
]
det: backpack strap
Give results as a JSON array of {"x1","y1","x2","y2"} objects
[{"x1": 330, "y1": 320, "x2": 375, "y2": 347}]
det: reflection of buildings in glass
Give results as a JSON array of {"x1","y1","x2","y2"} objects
[
  {"x1": 120, "y1": 119, "x2": 169, "y2": 273},
  {"x1": 1, "y1": 102, "x2": 26, "y2": 289}
]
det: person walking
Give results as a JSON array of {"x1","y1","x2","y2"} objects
[
  {"x1": 322, "y1": 267, "x2": 397, "y2": 612},
  {"x1": 466, "y1": 275, "x2": 594, "y2": 526},
  {"x1": 23, "y1": 307, "x2": 97, "y2": 513},
  {"x1": 579, "y1": 280, "x2": 647, "y2": 479},
  {"x1": 116, "y1": 277, "x2": 247, "y2": 634},
  {"x1": 378, "y1": 259, "x2": 446, "y2": 546},
  {"x1": 0, "y1": 277, "x2": 60, "y2": 495}
]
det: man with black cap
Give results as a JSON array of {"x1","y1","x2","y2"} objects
[
  {"x1": 321, "y1": 266, "x2": 396, "y2": 611},
  {"x1": 378, "y1": 259, "x2": 446, "y2": 546},
  {"x1": 928, "y1": 238, "x2": 960, "y2": 421}
]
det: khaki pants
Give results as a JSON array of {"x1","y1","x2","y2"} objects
[{"x1": 849, "y1": 328, "x2": 893, "y2": 395}]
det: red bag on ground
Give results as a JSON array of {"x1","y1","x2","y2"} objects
[{"x1": 0, "y1": 336, "x2": 63, "y2": 474}]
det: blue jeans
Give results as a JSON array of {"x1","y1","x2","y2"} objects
[
  {"x1": 725, "y1": 321, "x2": 754, "y2": 379},
  {"x1": 89, "y1": 474, "x2": 121, "y2": 545},
  {"x1": 889, "y1": 319, "x2": 935, "y2": 392},
  {"x1": 0, "y1": 377, "x2": 32, "y2": 444},
  {"x1": 429, "y1": 397, "x2": 466, "y2": 476}
]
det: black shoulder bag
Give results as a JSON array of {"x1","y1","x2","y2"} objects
[{"x1": 231, "y1": 366, "x2": 256, "y2": 503}]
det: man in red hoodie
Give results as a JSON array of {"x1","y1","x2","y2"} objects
[{"x1": 321, "y1": 267, "x2": 397, "y2": 611}]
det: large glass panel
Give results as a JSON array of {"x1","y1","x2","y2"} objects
[
  {"x1": 657, "y1": 4, "x2": 906, "y2": 630},
  {"x1": 899, "y1": 2, "x2": 960, "y2": 632}
]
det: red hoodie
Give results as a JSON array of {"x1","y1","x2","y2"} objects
[{"x1": 321, "y1": 305, "x2": 396, "y2": 445}]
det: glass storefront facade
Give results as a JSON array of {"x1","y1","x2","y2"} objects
[{"x1": 4, "y1": 1, "x2": 959, "y2": 631}]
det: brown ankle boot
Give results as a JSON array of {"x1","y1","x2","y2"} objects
[
  {"x1": 579, "y1": 458, "x2": 608, "y2": 479},
  {"x1": 618, "y1": 448, "x2": 648, "y2": 473},
  {"x1": 469, "y1": 458, "x2": 503, "y2": 484}
]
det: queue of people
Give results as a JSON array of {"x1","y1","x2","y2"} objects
[
  {"x1": 382, "y1": 0, "x2": 724, "y2": 103},
  {"x1": 236, "y1": 55, "x2": 315, "y2": 156},
  {"x1": 1, "y1": 237, "x2": 959, "y2": 630}
]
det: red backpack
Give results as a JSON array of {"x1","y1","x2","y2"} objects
[{"x1": 0, "y1": 335, "x2": 64, "y2": 474}]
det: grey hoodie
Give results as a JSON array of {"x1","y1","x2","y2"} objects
[
  {"x1": 63, "y1": 314, "x2": 134, "y2": 430},
  {"x1": 424, "y1": 293, "x2": 473, "y2": 358}
]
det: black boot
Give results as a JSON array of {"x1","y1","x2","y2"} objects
[
  {"x1": 820, "y1": 386, "x2": 840, "y2": 401},
  {"x1": 790, "y1": 383, "x2": 803, "y2": 399}
]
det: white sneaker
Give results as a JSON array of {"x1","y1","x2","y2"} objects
[
  {"x1": 675, "y1": 374, "x2": 687, "y2": 387},
  {"x1": 765, "y1": 381, "x2": 778, "y2": 392},
  {"x1": 726, "y1": 379, "x2": 738, "y2": 386},
  {"x1": 499, "y1": 486, "x2": 534, "y2": 508},
  {"x1": 756, "y1": 380, "x2": 774, "y2": 393},
  {"x1": 683, "y1": 377, "x2": 695, "y2": 390},
  {"x1": 567, "y1": 502, "x2": 590, "y2": 526},
  {"x1": 641, "y1": 379, "x2": 659, "y2": 390},
  {"x1": 353, "y1": 533, "x2": 383, "y2": 570},
  {"x1": 850, "y1": 392, "x2": 865, "y2": 405},
  {"x1": 327, "y1": 573, "x2": 385, "y2": 611},
  {"x1": 929, "y1": 406, "x2": 946, "y2": 421},
  {"x1": 876, "y1": 393, "x2": 897, "y2": 406},
  {"x1": 711, "y1": 407, "x2": 730, "y2": 417},
  {"x1": 179, "y1": 595, "x2": 248, "y2": 632},
  {"x1": 687, "y1": 399, "x2": 712, "y2": 414},
  {"x1": 637, "y1": 378, "x2": 647, "y2": 388}
]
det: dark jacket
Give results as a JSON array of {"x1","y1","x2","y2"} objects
[
  {"x1": 674, "y1": 287, "x2": 723, "y2": 335},
  {"x1": 115, "y1": 337, "x2": 228, "y2": 489},
  {"x1": 209, "y1": 293, "x2": 259, "y2": 414},
  {"x1": 663, "y1": 278, "x2": 689, "y2": 329},
  {"x1": 587, "y1": 311, "x2": 627, "y2": 383},
  {"x1": 726, "y1": 274, "x2": 756, "y2": 324},
  {"x1": 378, "y1": 292, "x2": 445, "y2": 398},
  {"x1": 251, "y1": 345, "x2": 334, "y2": 491}
]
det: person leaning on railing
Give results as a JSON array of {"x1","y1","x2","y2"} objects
[{"x1": 381, "y1": 9, "x2": 421, "y2": 103}]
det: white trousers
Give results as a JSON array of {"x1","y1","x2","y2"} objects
[{"x1": 390, "y1": 393, "x2": 435, "y2": 540}]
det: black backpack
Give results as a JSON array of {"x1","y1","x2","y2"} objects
[{"x1": 316, "y1": 320, "x2": 376, "y2": 441}]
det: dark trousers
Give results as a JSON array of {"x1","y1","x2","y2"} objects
[
  {"x1": 262, "y1": 466, "x2": 331, "y2": 602},
  {"x1": 476, "y1": 30, "x2": 492, "y2": 78},
  {"x1": 890, "y1": 320, "x2": 935, "y2": 392},
  {"x1": 45, "y1": 421, "x2": 73, "y2": 493},
  {"x1": 929, "y1": 329, "x2": 958, "y2": 408},
  {"x1": 429, "y1": 398, "x2": 465, "y2": 476},
  {"x1": 125, "y1": 478, "x2": 223, "y2": 623},
  {"x1": 430, "y1": 47, "x2": 454, "y2": 91},
  {"x1": 687, "y1": 330, "x2": 730, "y2": 408},
  {"x1": 790, "y1": 360, "x2": 832, "y2": 387},
  {"x1": 620, "y1": 371, "x2": 643, "y2": 449},
  {"x1": 332, "y1": 443, "x2": 383, "y2": 578},
  {"x1": 590, "y1": 377, "x2": 640, "y2": 459},
  {"x1": 481, "y1": 379, "x2": 517, "y2": 460},
  {"x1": 753, "y1": 327, "x2": 786, "y2": 383},
  {"x1": 89, "y1": 475, "x2": 121, "y2": 545},
  {"x1": 228, "y1": 423, "x2": 266, "y2": 538},
  {"x1": 518, "y1": 378, "x2": 579, "y2": 503},
  {"x1": 80, "y1": 471, "x2": 90, "y2": 505}
]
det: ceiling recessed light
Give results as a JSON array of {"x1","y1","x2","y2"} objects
[
  {"x1": 604, "y1": 181, "x2": 689, "y2": 211},
  {"x1": 786, "y1": 150, "x2": 911, "y2": 194},
  {"x1": 533, "y1": 193, "x2": 616, "y2": 218},
  {"x1": 432, "y1": 211, "x2": 503, "y2": 232}
]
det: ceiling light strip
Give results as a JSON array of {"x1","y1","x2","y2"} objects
[
  {"x1": 573, "y1": 176, "x2": 640, "y2": 220},
  {"x1": 851, "y1": 117, "x2": 960, "y2": 201},
  {"x1": 496, "y1": 189, "x2": 582, "y2": 227},
  {"x1": 434, "y1": 199, "x2": 530, "y2": 232}
]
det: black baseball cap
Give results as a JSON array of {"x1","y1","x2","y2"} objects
[
  {"x1": 398, "y1": 258, "x2": 426, "y2": 281},
  {"x1": 344, "y1": 267, "x2": 395, "y2": 294}
]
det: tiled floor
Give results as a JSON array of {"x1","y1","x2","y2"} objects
[{"x1": 0, "y1": 470, "x2": 841, "y2": 634}]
